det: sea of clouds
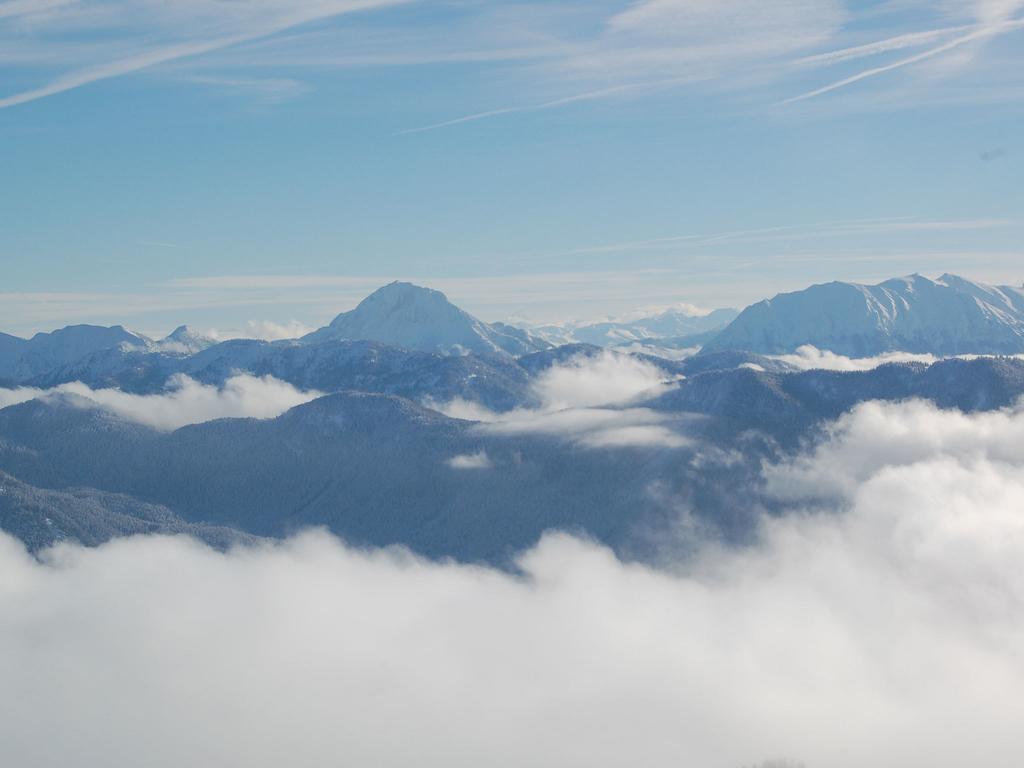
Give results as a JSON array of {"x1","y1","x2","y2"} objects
[{"x1": 2, "y1": 397, "x2": 1023, "y2": 767}]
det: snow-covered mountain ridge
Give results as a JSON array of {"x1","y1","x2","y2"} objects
[
  {"x1": 0, "y1": 324, "x2": 217, "y2": 380},
  {"x1": 5, "y1": 275, "x2": 1024, "y2": 390},
  {"x1": 704, "y1": 274, "x2": 1024, "y2": 356},
  {"x1": 530, "y1": 306, "x2": 739, "y2": 348}
]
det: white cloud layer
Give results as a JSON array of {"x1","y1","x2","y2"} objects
[
  {"x1": 0, "y1": 374, "x2": 320, "y2": 430},
  {"x1": 764, "y1": 397, "x2": 1024, "y2": 502},
  {"x1": 434, "y1": 351, "x2": 687, "y2": 449},
  {"x1": 446, "y1": 451, "x2": 493, "y2": 469},
  {"x1": 3, "y1": 398, "x2": 1024, "y2": 766},
  {"x1": 209, "y1": 319, "x2": 317, "y2": 342},
  {"x1": 481, "y1": 406, "x2": 691, "y2": 449},
  {"x1": 769, "y1": 344, "x2": 942, "y2": 371},
  {"x1": 767, "y1": 344, "x2": 1024, "y2": 372},
  {"x1": 532, "y1": 350, "x2": 676, "y2": 410}
]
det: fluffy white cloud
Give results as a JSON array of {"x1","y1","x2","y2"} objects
[
  {"x1": 446, "y1": 451, "x2": 493, "y2": 469},
  {"x1": 764, "y1": 397, "x2": 1024, "y2": 501},
  {"x1": 0, "y1": 374, "x2": 321, "y2": 430},
  {"x1": 532, "y1": 350, "x2": 676, "y2": 410},
  {"x1": 0, "y1": 387, "x2": 40, "y2": 410},
  {"x1": 433, "y1": 352, "x2": 688, "y2": 449},
  {"x1": 3, "y1": 398, "x2": 1024, "y2": 767},
  {"x1": 432, "y1": 397, "x2": 501, "y2": 422},
  {"x1": 210, "y1": 319, "x2": 316, "y2": 341}
]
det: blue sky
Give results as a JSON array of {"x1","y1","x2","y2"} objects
[{"x1": 2, "y1": 0, "x2": 1023, "y2": 337}]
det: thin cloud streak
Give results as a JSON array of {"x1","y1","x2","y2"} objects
[
  {"x1": 4, "y1": 2, "x2": 1022, "y2": 121},
  {"x1": 394, "y1": 78, "x2": 693, "y2": 136},
  {"x1": 0, "y1": 0, "x2": 73, "y2": 19},
  {"x1": 384, "y1": 6, "x2": 1024, "y2": 131},
  {"x1": 542, "y1": 217, "x2": 1015, "y2": 259},
  {"x1": 782, "y1": 17, "x2": 1024, "y2": 104},
  {"x1": 0, "y1": 35, "x2": 251, "y2": 110},
  {"x1": 0, "y1": 1, "x2": 407, "y2": 110},
  {"x1": 794, "y1": 25, "x2": 973, "y2": 67}
]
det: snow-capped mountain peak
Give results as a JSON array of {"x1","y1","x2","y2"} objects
[
  {"x1": 153, "y1": 326, "x2": 218, "y2": 355},
  {"x1": 302, "y1": 281, "x2": 549, "y2": 357},
  {"x1": 703, "y1": 273, "x2": 1024, "y2": 356},
  {"x1": 0, "y1": 324, "x2": 152, "y2": 380}
]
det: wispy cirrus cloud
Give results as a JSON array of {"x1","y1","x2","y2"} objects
[
  {"x1": 0, "y1": 0, "x2": 407, "y2": 109},
  {"x1": 0, "y1": 0, "x2": 73, "y2": 20},
  {"x1": 395, "y1": 78, "x2": 693, "y2": 136},
  {"x1": 539, "y1": 217, "x2": 1017, "y2": 259},
  {"x1": 782, "y1": 16, "x2": 1024, "y2": 104},
  {"x1": 184, "y1": 74, "x2": 312, "y2": 104},
  {"x1": 391, "y1": 0, "x2": 1024, "y2": 131},
  {"x1": 2, "y1": 0, "x2": 1023, "y2": 122},
  {"x1": 793, "y1": 25, "x2": 976, "y2": 68},
  {"x1": 394, "y1": 0, "x2": 847, "y2": 133}
]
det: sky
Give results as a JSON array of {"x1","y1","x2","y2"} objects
[{"x1": 1, "y1": 0, "x2": 1023, "y2": 337}]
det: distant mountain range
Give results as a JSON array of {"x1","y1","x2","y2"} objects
[
  {"x1": 703, "y1": 273, "x2": 1024, "y2": 356},
  {"x1": 0, "y1": 324, "x2": 149, "y2": 381},
  {"x1": 532, "y1": 307, "x2": 739, "y2": 349},
  {"x1": 4, "y1": 274, "x2": 1024, "y2": 558},
  {"x1": 6, "y1": 274, "x2": 1023, "y2": 392},
  {"x1": 3, "y1": 355, "x2": 1023, "y2": 559},
  {"x1": 0, "y1": 323, "x2": 218, "y2": 382}
]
